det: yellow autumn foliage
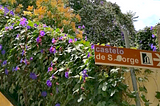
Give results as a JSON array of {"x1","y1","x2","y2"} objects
[{"x1": 4, "y1": 0, "x2": 83, "y2": 39}]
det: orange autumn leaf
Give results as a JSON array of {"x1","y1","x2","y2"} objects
[{"x1": 27, "y1": 6, "x2": 33, "y2": 11}]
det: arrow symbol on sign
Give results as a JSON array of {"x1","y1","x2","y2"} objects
[{"x1": 153, "y1": 53, "x2": 160, "y2": 66}]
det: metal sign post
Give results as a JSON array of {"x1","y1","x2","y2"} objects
[{"x1": 122, "y1": 28, "x2": 141, "y2": 106}]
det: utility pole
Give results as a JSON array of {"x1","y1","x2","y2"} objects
[{"x1": 122, "y1": 28, "x2": 141, "y2": 106}]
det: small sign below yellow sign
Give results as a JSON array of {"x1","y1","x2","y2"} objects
[{"x1": 0, "y1": 92, "x2": 13, "y2": 106}]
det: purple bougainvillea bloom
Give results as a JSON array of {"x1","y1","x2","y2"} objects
[
  {"x1": 82, "y1": 25, "x2": 85, "y2": 29},
  {"x1": 9, "y1": 26, "x2": 13, "y2": 29},
  {"x1": 46, "y1": 80, "x2": 52, "y2": 87},
  {"x1": 20, "y1": 17, "x2": 27, "y2": 26},
  {"x1": 15, "y1": 66, "x2": 20, "y2": 71},
  {"x1": 36, "y1": 36, "x2": 42, "y2": 43},
  {"x1": 4, "y1": 7, "x2": 9, "y2": 13},
  {"x1": 82, "y1": 69, "x2": 88, "y2": 81},
  {"x1": 52, "y1": 38, "x2": 56, "y2": 43},
  {"x1": 152, "y1": 34, "x2": 155, "y2": 38},
  {"x1": 100, "y1": 1, "x2": 104, "y2": 5},
  {"x1": 41, "y1": 91, "x2": 47, "y2": 97},
  {"x1": 0, "y1": 45, "x2": 2, "y2": 50},
  {"x1": 30, "y1": 57, "x2": 33, "y2": 60},
  {"x1": 1, "y1": 50, "x2": 5, "y2": 55},
  {"x1": 41, "y1": 49, "x2": 43, "y2": 53},
  {"x1": 59, "y1": 36, "x2": 63, "y2": 40},
  {"x1": 68, "y1": 39, "x2": 72, "y2": 43},
  {"x1": 30, "y1": 73, "x2": 37, "y2": 80},
  {"x1": 16, "y1": 34, "x2": 20, "y2": 38},
  {"x1": 24, "y1": 59, "x2": 27, "y2": 65},
  {"x1": 78, "y1": 26, "x2": 81, "y2": 29},
  {"x1": 2, "y1": 60, "x2": 7, "y2": 65},
  {"x1": 5, "y1": 26, "x2": 9, "y2": 30},
  {"x1": 49, "y1": 46, "x2": 56, "y2": 54},
  {"x1": 20, "y1": 58, "x2": 23, "y2": 63},
  {"x1": 34, "y1": 24, "x2": 38, "y2": 27},
  {"x1": 65, "y1": 72, "x2": 69, "y2": 78},
  {"x1": 43, "y1": 24, "x2": 47, "y2": 27},
  {"x1": 5, "y1": 69, "x2": 8, "y2": 75},
  {"x1": 10, "y1": 11, "x2": 14, "y2": 15},
  {"x1": 55, "y1": 103, "x2": 60, "y2": 106},
  {"x1": 85, "y1": 36, "x2": 87, "y2": 41},
  {"x1": 91, "y1": 44, "x2": 94, "y2": 49},
  {"x1": 27, "y1": 26, "x2": 31, "y2": 29},
  {"x1": 150, "y1": 44, "x2": 154, "y2": 49},
  {"x1": 74, "y1": 38, "x2": 77, "y2": 42},
  {"x1": 40, "y1": 30, "x2": 45, "y2": 36},
  {"x1": 150, "y1": 26, "x2": 153, "y2": 30},
  {"x1": 48, "y1": 67, "x2": 53, "y2": 72},
  {"x1": 153, "y1": 46, "x2": 156, "y2": 51},
  {"x1": 22, "y1": 50, "x2": 25, "y2": 56},
  {"x1": 87, "y1": 52, "x2": 91, "y2": 58}
]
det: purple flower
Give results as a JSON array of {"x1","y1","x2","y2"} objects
[
  {"x1": 82, "y1": 69, "x2": 88, "y2": 81},
  {"x1": 5, "y1": 69, "x2": 8, "y2": 75},
  {"x1": 87, "y1": 52, "x2": 91, "y2": 58},
  {"x1": 30, "y1": 73, "x2": 37, "y2": 80},
  {"x1": 74, "y1": 38, "x2": 77, "y2": 42},
  {"x1": 27, "y1": 26, "x2": 31, "y2": 29},
  {"x1": 68, "y1": 39, "x2": 72, "y2": 43},
  {"x1": 36, "y1": 36, "x2": 42, "y2": 43},
  {"x1": 65, "y1": 72, "x2": 69, "y2": 78},
  {"x1": 1, "y1": 50, "x2": 5, "y2": 55},
  {"x1": 41, "y1": 49, "x2": 43, "y2": 53},
  {"x1": 5, "y1": 26, "x2": 9, "y2": 30},
  {"x1": 34, "y1": 24, "x2": 38, "y2": 27},
  {"x1": 82, "y1": 25, "x2": 85, "y2": 29},
  {"x1": 52, "y1": 38, "x2": 56, "y2": 43},
  {"x1": 150, "y1": 26, "x2": 153, "y2": 30},
  {"x1": 20, "y1": 17, "x2": 27, "y2": 26},
  {"x1": 46, "y1": 80, "x2": 52, "y2": 87},
  {"x1": 0, "y1": 45, "x2": 2, "y2": 50},
  {"x1": 9, "y1": 26, "x2": 13, "y2": 29},
  {"x1": 150, "y1": 44, "x2": 154, "y2": 49},
  {"x1": 22, "y1": 50, "x2": 25, "y2": 56},
  {"x1": 59, "y1": 36, "x2": 63, "y2": 40},
  {"x1": 78, "y1": 26, "x2": 81, "y2": 29},
  {"x1": 55, "y1": 103, "x2": 60, "y2": 106},
  {"x1": 152, "y1": 34, "x2": 155, "y2": 38},
  {"x1": 30, "y1": 57, "x2": 33, "y2": 60},
  {"x1": 85, "y1": 36, "x2": 87, "y2": 41},
  {"x1": 15, "y1": 66, "x2": 20, "y2": 71},
  {"x1": 2, "y1": 60, "x2": 7, "y2": 65},
  {"x1": 153, "y1": 46, "x2": 157, "y2": 51},
  {"x1": 10, "y1": 11, "x2": 14, "y2": 15},
  {"x1": 41, "y1": 91, "x2": 47, "y2": 97},
  {"x1": 100, "y1": 1, "x2": 104, "y2": 5},
  {"x1": 48, "y1": 67, "x2": 53, "y2": 72},
  {"x1": 106, "y1": 44, "x2": 110, "y2": 46},
  {"x1": 20, "y1": 58, "x2": 23, "y2": 63},
  {"x1": 16, "y1": 34, "x2": 20, "y2": 38},
  {"x1": 49, "y1": 46, "x2": 56, "y2": 54},
  {"x1": 24, "y1": 59, "x2": 27, "y2": 65},
  {"x1": 65, "y1": 34, "x2": 67, "y2": 37},
  {"x1": 43, "y1": 24, "x2": 47, "y2": 27},
  {"x1": 40, "y1": 30, "x2": 45, "y2": 36},
  {"x1": 91, "y1": 44, "x2": 94, "y2": 49},
  {"x1": 4, "y1": 7, "x2": 9, "y2": 13}
]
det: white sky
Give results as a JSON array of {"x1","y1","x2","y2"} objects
[{"x1": 108, "y1": 0, "x2": 160, "y2": 30}]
